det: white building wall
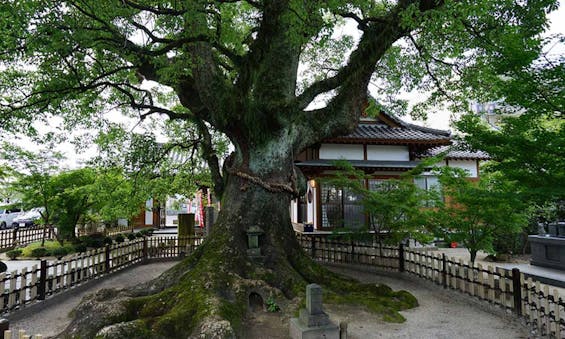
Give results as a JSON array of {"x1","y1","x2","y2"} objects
[
  {"x1": 319, "y1": 144, "x2": 364, "y2": 160},
  {"x1": 448, "y1": 160, "x2": 478, "y2": 177},
  {"x1": 366, "y1": 145, "x2": 409, "y2": 161}
]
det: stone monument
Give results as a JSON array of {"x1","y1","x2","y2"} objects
[
  {"x1": 289, "y1": 284, "x2": 340, "y2": 339},
  {"x1": 529, "y1": 221, "x2": 565, "y2": 270}
]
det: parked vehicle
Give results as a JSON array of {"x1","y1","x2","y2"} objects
[
  {"x1": 11, "y1": 207, "x2": 44, "y2": 229},
  {"x1": 0, "y1": 207, "x2": 23, "y2": 229}
]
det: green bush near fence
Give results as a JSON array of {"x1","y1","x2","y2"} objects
[
  {"x1": 139, "y1": 228, "x2": 154, "y2": 236},
  {"x1": 6, "y1": 249, "x2": 22, "y2": 260},
  {"x1": 79, "y1": 233, "x2": 107, "y2": 248},
  {"x1": 20, "y1": 241, "x2": 75, "y2": 258}
]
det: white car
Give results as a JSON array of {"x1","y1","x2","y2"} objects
[
  {"x1": 12, "y1": 207, "x2": 45, "y2": 228},
  {"x1": 0, "y1": 207, "x2": 23, "y2": 229}
]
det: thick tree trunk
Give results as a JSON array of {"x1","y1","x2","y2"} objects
[{"x1": 59, "y1": 154, "x2": 417, "y2": 338}]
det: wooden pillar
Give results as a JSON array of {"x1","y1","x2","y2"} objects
[
  {"x1": 398, "y1": 243, "x2": 405, "y2": 272},
  {"x1": 512, "y1": 268, "x2": 522, "y2": 316},
  {"x1": 38, "y1": 260, "x2": 47, "y2": 300}
]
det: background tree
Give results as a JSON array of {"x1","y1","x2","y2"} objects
[
  {"x1": 0, "y1": 0, "x2": 558, "y2": 336},
  {"x1": 455, "y1": 29, "x2": 564, "y2": 219},
  {"x1": 431, "y1": 168, "x2": 528, "y2": 264}
]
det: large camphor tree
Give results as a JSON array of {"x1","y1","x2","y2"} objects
[{"x1": 0, "y1": 0, "x2": 558, "y2": 337}]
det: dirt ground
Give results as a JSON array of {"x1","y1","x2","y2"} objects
[
  {"x1": 9, "y1": 261, "x2": 529, "y2": 338},
  {"x1": 244, "y1": 264, "x2": 529, "y2": 339}
]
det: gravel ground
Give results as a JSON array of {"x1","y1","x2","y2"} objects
[
  {"x1": 325, "y1": 264, "x2": 529, "y2": 339},
  {"x1": 6, "y1": 261, "x2": 529, "y2": 339}
]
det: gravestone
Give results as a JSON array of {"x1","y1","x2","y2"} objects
[{"x1": 289, "y1": 284, "x2": 340, "y2": 339}]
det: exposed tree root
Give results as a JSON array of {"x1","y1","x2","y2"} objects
[{"x1": 57, "y1": 234, "x2": 417, "y2": 339}]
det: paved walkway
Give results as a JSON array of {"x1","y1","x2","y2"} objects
[{"x1": 7, "y1": 261, "x2": 178, "y2": 337}]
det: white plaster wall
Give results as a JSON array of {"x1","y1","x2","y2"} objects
[
  {"x1": 319, "y1": 144, "x2": 364, "y2": 160},
  {"x1": 448, "y1": 160, "x2": 478, "y2": 177},
  {"x1": 307, "y1": 186, "x2": 317, "y2": 225},
  {"x1": 145, "y1": 198, "x2": 153, "y2": 226},
  {"x1": 367, "y1": 145, "x2": 409, "y2": 161}
]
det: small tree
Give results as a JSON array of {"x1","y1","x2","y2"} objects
[
  {"x1": 327, "y1": 160, "x2": 435, "y2": 246},
  {"x1": 2, "y1": 144, "x2": 64, "y2": 245},
  {"x1": 431, "y1": 168, "x2": 527, "y2": 264}
]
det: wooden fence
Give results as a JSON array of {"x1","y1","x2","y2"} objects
[
  {"x1": 297, "y1": 233, "x2": 565, "y2": 338},
  {"x1": 295, "y1": 233, "x2": 399, "y2": 271},
  {"x1": 0, "y1": 236, "x2": 202, "y2": 315},
  {"x1": 75, "y1": 224, "x2": 136, "y2": 238},
  {"x1": 0, "y1": 228, "x2": 56, "y2": 252}
]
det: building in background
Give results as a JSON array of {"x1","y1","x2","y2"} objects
[{"x1": 291, "y1": 111, "x2": 488, "y2": 230}]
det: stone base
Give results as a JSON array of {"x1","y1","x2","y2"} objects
[
  {"x1": 299, "y1": 309, "x2": 330, "y2": 327},
  {"x1": 289, "y1": 318, "x2": 339, "y2": 339}
]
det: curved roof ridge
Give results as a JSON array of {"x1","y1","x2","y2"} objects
[{"x1": 378, "y1": 111, "x2": 451, "y2": 137}]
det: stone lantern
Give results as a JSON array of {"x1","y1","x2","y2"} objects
[{"x1": 246, "y1": 225, "x2": 264, "y2": 258}]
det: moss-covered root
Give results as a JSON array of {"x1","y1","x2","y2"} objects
[{"x1": 290, "y1": 252, "x2": 418, "y2": 323}]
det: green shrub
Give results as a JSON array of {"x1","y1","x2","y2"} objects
[
  {"x1": 31, "y1": 247, "x2": 49, "y2": 258},
  {"x1": 140, "y1": 228, "x2": 154, "y2": 236},
  {"x1": 6, "y1": 249, "x2": 22, "y2": 260},
  {"x1": 135, "y1": 232, "x2": 144, "y2": 238},
  {"x1": 127, "y1": 233, "x2": 136, "y2": 241},
  {"x1": 51, "y1": 247, "x2": 69, "y2": 259},
  {"x1": 114, "y1": 234, "x2": 125, "y2": 243},
  {"x1": 103, "y1": 236, "x2": 113, "y2": 245},
  {"x1": 74, "y1": 243, "x2": 87, "y2": 253},
  {"x1": 79, "y1": 233, "x2": 106, "y2": 248}
]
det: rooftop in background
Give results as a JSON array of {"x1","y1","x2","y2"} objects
[
  {"x1": 323, "y1": 112, "x2": 451, "y2": 146},
  {"x1": 420, "y1": 144, "x2": 491, "y2": 160}
]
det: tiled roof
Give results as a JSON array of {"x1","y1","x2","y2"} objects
[
  {"x1": 420, "y1": 145, "x2": 491, "y2": 160},
  {"x1": 326, "y1": 113, "x2": 451, "y2": 144}
]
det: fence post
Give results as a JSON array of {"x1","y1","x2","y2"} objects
[
  {"x1": 442, "y1": 253, "x2": 448, "y2": 289},
  {"x1": 0, "y1": 318, "x2": 8, "y2": 339},
  {"x1": 105, "y1": 245, "x2": 111, "y2": 273},
  {"x1": 142, "y1": 237, "x2": 148, "y2": 262},
  {"x1": 11, "y1": 229, "x2": 17, "y2": 247},
  {"x1": 512, "y1": 268, "x2": 522, "y2": 316},
  {"x1": 350, "y1": 240, "x2": 355, "y2": 263},
  {"x1": 38, "y1": 260, "x2": 47, "y2": 300},
  {"x1": 311, "y1": 236, "x2": 316, "y2": 258},
  {"x1": 398, "y1": 243, "x2": 405, "y2": 272}
]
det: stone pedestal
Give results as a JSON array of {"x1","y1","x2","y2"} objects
[
  {"x1": 529, "y1": 235, "x2": 565, "y2": 270},
  {"x1": 289, "y1": 284, "x2": 340, "y2": 339}
]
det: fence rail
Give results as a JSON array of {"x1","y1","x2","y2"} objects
[
  {"x1": 297, "y1": 233, "x2": 565, "y2": 338},
  {"x1": 0, "y1": 227, "x2": 56, "y2": 252},
  {"x1": 0, "y1": 236, "x2": 202, "y2": 315}
]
